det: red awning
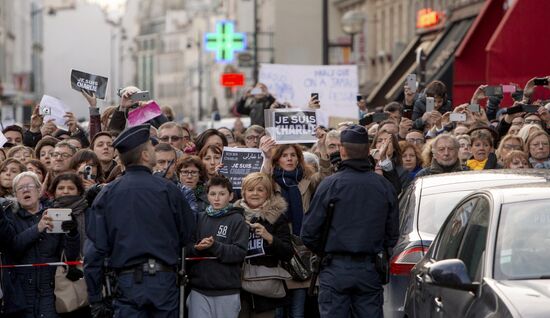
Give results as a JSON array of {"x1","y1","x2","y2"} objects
[
  {"x1": 454, "y1": 0, "x2": 550, "y2": 105},
  {"x1": 486, "y1": 0, "x2": 550, "y2": 102},
  {"x1": 453, "y1": 0, "x2": 506, "y2": 105}
]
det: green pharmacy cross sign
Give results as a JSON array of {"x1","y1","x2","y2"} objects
[{"x1": 204, "y1": 21, "x2": 246, "y2": 62}]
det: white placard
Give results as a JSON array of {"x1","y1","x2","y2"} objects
[
  {"x1": 259, "y1": 63, "x2": 358, "y2": 119},
  {"x1": 0, "y1": 131, "x2": 8, "y2": 148},
  {"x1": 39, "y1": 95, "x2": 69, "y2": 130}
]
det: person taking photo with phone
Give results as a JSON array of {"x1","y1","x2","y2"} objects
[{"x1": 6, "y1": 171, "x2": 80, "y2": 318}]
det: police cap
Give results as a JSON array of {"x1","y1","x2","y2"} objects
[
  {"x1": 340, "y1": 125, "x2": 369, "y2": 144},
  {"x1": 112, "y1": 124, "x2": 151, "y2": 153}
]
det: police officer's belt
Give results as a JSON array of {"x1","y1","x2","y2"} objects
[{"x1": 118, "y1": 259, "x2": 175, "y2": 275}]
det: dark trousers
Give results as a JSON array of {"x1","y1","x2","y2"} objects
[
  {"x1": 114, "y1": 272, "x2": 179, "y2": 318},
  {"x1": 318, "y1": 256, "x2": 383, "y2": 318}
]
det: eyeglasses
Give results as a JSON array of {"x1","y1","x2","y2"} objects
[
  {"x1": 530, "y1": 142, "x2": 550, "y2": 148},
  {"x1": 180, "y1": 170, "x2": 199, "y2": 177},
  {"x1": 159, "y1": 135, "x2": 189, "y2": 142},
  {"x1": 406, "y1": 138, "x2": 424, "y2": 144},
  {"x1": 246, "y1": 135, "x2": 260, "y2": 141},
  {"x1": 52, "y1": 152, "x2": 72, "y2": 159},
  {"x1": 525, "y1": 119, "x2": 542, "y2": 125},
  {"x1": 16, "y1": 184, "x2": 38, "y2": 193},
  {"x1": 503, "y1": 144, "x2": 522, "y2": 150}
]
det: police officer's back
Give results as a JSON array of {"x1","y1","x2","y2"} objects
[
  {"x1": 301, "y1": 125, "x2": 399, "y2": 318},
  {"x1": 84, "y1": 124, "x2": 195, "y2": 317}
]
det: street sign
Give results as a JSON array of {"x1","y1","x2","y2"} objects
[
  {"x1": 204, "y1": 21, "x2": 246, "y2": 63},
  {"x1": 221, "y1": 73, "x2": 245, "y2": 87}
]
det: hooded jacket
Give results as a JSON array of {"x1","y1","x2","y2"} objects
[{"x1": 188, "y1": 205, "x2": 249, "y2": 296}]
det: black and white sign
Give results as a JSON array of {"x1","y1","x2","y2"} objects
[
  {"x1": 265, "y1": 109, "x2": 318, "y2": 144},
  {"x1": 218, "y1": 147, "x2": 263, "y2": 189},
  {"x1": 70, "y1": 69, "x2": 108, "y2": 100},
  {"x1": 246, "y1": 232, "x2": 265, "y2": 259}
]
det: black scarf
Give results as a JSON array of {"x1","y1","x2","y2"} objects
[
  {"x1": 52, "y1": 195, "x2": 88, "y2": 216},
  {"x1": 273, "y1": 166, "x2": 304, "y2": 235}
]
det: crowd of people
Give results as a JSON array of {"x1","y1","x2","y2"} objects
[{"x1": 0, "y1": 74, "x2": 548, "y2": 318}]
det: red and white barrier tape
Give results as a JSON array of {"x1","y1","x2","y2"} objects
[{"x1": 0, "y1": 257, "x2": 218, "y2": 269}]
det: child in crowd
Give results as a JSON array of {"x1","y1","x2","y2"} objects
[{"x1": 187, "y1": 175, "x2": 249, "y2": 318}]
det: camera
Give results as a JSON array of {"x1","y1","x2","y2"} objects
[
  {"x1": 83, "y1": 165, "x2": 93, "y2": 180},
  {"x1": 39, "y1": 106, "x2": 51, "y2": 116}
]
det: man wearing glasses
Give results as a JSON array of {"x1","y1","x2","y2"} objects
[
  {"x1": 51, "y1": 141, "x2": 77, "y2": 176},
  {"x1": 244, "y1": 125, "x2": 264, "y2": 148},
  {"x1": 158, "y1": 122, "x2": 191, "y2": 151}
]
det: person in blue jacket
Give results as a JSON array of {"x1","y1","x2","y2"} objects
[
  {"x1": 301, "y1": 125, "x2": 399, "y2": 318},
  {"x1": 84, "y1": 124, "x2": 195, "y2": 317},
  {"x1": 7, "y1": 171, "x2": 80, "y2": 318}
]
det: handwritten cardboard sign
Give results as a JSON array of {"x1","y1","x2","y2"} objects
[{"x1": 259, "y1": 63, "x2": 358, "y2": 119}]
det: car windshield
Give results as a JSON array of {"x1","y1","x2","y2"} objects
[
  {"x1": 418, "y1": 191, "x2": 471, "y2": 235},
  {"x1": 494, "y1": 200, "x2": 550, "y2": 280}
]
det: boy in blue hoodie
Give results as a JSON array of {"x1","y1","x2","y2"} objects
[{"x1": 187, "y1": 175, "x2": 249, "y2": 318}]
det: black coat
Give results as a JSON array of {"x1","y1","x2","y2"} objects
[
  {"x1": 235, "y1": 197, "x2": 294, "y2": 313},
  {"x1": 84, "y1": 165, "x2": 195, "y2": 303},
  {"x1": 0, "y1": 201, "x2": 26, "y2": 316},
  {"x1": 8, "y1": 201, "x2": 80, "y2": 318},
  {"x1": 302, "y1": 159, "x2": 399, "y2": 255}
]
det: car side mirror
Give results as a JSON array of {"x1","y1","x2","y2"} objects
[{"x1": 427, "y1": 259, "x2": 477, "y2": 292}]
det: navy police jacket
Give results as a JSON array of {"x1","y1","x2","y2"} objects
[
  {"x1": 84, "y1": 165, "x2": 195, "y2": 303},
  {"x1": 301, "y1": 159, "x2": 399, "y2": 256}
]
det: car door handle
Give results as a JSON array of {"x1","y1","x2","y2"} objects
[{"x1": 434, "y1": 297, "x2": 443, "y2": 312}]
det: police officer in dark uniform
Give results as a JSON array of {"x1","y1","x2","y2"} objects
[
  {"x1": 84, "y1": 124, "x2": 195, "y2": 317},
  {"x1": 301, "y1": 125, "x2": 399, "y2": 318}
]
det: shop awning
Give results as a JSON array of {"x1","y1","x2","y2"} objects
[
  {"x1": 454, "y1": 0, "x2": 550, "y2": 105},
  {"x1": 367, "y1": 33, "x2": 439, "y2": 107},
  {"x1": 486, "y1": 0, "x2": 550, "y2": 101},
  {"x1": 454, "y1": 0, "x2": 508, "y2": 105}
]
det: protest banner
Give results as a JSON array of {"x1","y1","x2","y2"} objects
[
  {"x1": 70, "y1": 69, "x2": 109, "y2": 100},
  {"x1": 246, "y1": 232, "x2": 265, "y2": 259},
  {"x1": 264, "y1": 109, "x2": 317, "y2": 144},
  {"x1": 259, "y1": 63, "x2": 358, "y2": 119},
  {"x1": 127, "y1": 101, "x2": 163, "y2": 127},
  {"x1": 39, "y1": 95, "x2": 70, "y2": 130},
  {"x1": 218, "y1": 147, "x2": 263, "y2": 189}
]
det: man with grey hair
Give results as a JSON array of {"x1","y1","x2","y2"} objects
[
  {"x1": 416, "y1": 133, "x2": 463, "y2": 177},
  {"x1": 244, "y1": 125, "x2": 264, "y2": 148}
]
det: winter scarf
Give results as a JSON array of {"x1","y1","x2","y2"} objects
[
  {"x1": 205, "y1": 203, "x2": 234, "y2": 218},
  {"x1": 273, "y1": 166, "x2": 304, "y2": 235}
]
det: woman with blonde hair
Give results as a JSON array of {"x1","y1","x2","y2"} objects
[
  {"x1": 235, "y1": 172, "x2": 293, "y2": 318},
  {"x1": 495, "y1": 135, "x2": 523, "y2": 166},
  {"x1": 503, "y1": 150, "x2": 530, "y2": 169}
]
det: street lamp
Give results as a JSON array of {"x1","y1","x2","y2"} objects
[{"x1": 341, "y1": 10, "x2": 365, "y2": 61}]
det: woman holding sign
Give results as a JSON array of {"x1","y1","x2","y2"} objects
[{"x1": 235, "y1": 172, "x2": 293, "y2": 318}]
